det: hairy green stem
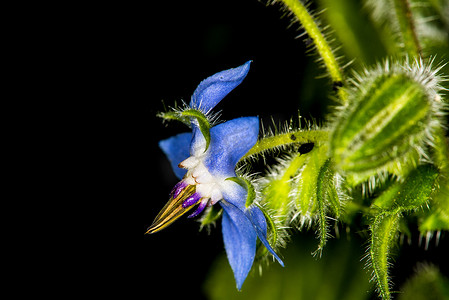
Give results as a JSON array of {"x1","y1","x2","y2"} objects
[
  {"x1": 392, "y1": 0, "x2": 422, "y2": 57},
  {"x1": 241, "y1": 129, "x2": 329, "y2": 160},
  {"x1": 279, "y1": 0, "x2": 347, "y2": 103}
]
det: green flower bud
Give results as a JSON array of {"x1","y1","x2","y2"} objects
[{"x1": 330, "y1": 59, "x2": 447, "y2": 183}]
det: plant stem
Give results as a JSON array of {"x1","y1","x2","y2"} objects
[
  {"x1": 392, "y1": 0, "x2": 422, "y2": 57},
  {"x1": 241, "y1": 129, "x2": 329, "y2": 160},
  {"x1": 280, "y1": 0, "x2": 347, "y2": 103}
]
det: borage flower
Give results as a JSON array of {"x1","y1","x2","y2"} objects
[{"x1": 147, "y1": 61, "x2": 283, "y2": 289}]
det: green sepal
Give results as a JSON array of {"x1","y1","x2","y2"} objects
[
  {"x1": 225, "y1": 176, "x2": 256, "y2": 208},
  {"x1": 295, "y1": 146, "x2": 328, "y2": 218},
  {"x1": 158, "y1": 108, "x2": 212, "y2": 151},
  {"x1": 199, "y1": 205, "x2": 223, "y2": 230},
  {"x1": 372, "y1": 164, "x2": 439, "y2": 211},
  {"x1": 289, "y1": 145, "x2": 341, "y2": 256},
  {"x1": 313, "y1": 158, "x2": 331, "y2": 257},
  {"x1": 157, "y1": 110, "x2": 191, "y2": 126},
  {"x1": 181, "y1": 109, "x2": 211, "y2": 151},
  {"x1": 313, "y1": 158, "x2": 342, "y2": 257},
  {"x1": 295, "y1": 151, "x2": 320, "y2": 218},
  {"x1": 320, "y1": 159, "x2": 340, "y2": 218},
  {"x1": 369, "y1": 211, "x2": 401, "y2": 300}
]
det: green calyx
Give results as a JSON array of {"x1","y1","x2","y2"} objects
[{"x1": 372, "y1": 164, "x2": 439, "y2": 211}]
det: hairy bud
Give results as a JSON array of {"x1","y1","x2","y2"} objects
[{"x1": 330, "y1": 59, "x2": 447, "y2": 184}]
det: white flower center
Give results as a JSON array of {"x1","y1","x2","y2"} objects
[{"x1": 179, "y1": 156, "x2": 223, "y2": 204}]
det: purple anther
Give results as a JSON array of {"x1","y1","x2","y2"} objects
[
  {"x1": 182, "y1": 192, "x2": 201, "y2": 208},
  {"x1": 171, "y1": 181, "x2": 187, "y2": 198},
  {"x1": 187, "y1": 199, "x2": 208, "y2": 218}
]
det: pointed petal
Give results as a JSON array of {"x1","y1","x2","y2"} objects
[
  {"x1": 159, "y1": 132, "x2": 192, "y2": 179},
  {"x1": 221, "y1": 181, "x2": 284, "y2": 266},
  {"x1": 190, "y1": 61, "x2": 252, "y2": 113},
  {"x1": 247, "y1": 206, "x2": 284, "y2": 266},
  {"x1": 204, "y1": 117, "x2": 259, "y2": 177},
  {"x1": 220, "y1": 200, "x2": 257, "y2": 290}
]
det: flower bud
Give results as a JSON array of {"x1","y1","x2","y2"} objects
[{"x1": 330, "y1": 60, "x2": 446, "y2": 183}]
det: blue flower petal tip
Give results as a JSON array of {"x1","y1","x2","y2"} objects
[
  {"x1": 190, "y1": 61, "x2": 252, "y2": 113},
  {"x1": 220, "y1": 201, "x2": 256, "y2": 291}
]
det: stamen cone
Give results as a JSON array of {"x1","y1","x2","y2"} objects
[{"x1": 146, "y1": 185, "x2": 196, "y2": 234}]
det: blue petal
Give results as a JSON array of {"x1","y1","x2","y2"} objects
[
  {"x1": 246, "y1": 206, "x2": 284, "y2": 266},
  {"x1": 158, "y1": 132, "x2": 192, "y2": 179},
  {"x1": 189, "y1": 126, "x2": 207, "y2": 156},
  {"x1": 204, "y1": 116, "x2": 259, "y2": 177},
  {"x1": 220, "y1": 200, "x2": 257, "y2": 290},
  {"x1": 190, "y1": 61, "x2": 252, "y2": 113},
  {"x1": 221, "y1": 181, "x2": 284, "y2": 266}
]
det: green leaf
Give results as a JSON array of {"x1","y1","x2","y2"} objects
[
  {"x1": 369, "y1": 211, "x2": 401, "y2": 300},
  {"x1": 181, "y1": 108, "x2": 211, "y2": 151}
]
